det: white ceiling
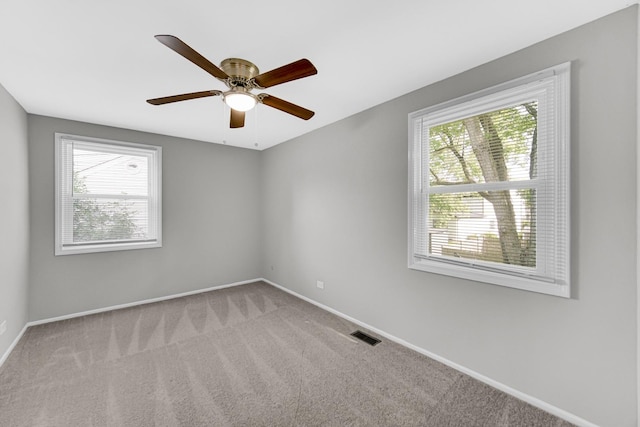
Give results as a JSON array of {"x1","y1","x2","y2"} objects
[{"x1": 0, "y1": 0, "x2": 636, "y2": 150}]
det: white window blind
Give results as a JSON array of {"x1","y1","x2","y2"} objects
[
  {"x1": 55, "y1": 134, "x2": 162, "y2": 255},
  {"x1": 408, "y1": 63, "x2": 570, "y2": 297}
]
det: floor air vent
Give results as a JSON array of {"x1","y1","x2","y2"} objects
[{"x1": 350, "y1": 330, "x2": 381, "y2": 346}]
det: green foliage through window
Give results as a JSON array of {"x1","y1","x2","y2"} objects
[
  {"x1": 72, "y1": 173, "x2": 139, "y2": 242},
  {"x1": 428, "y1": 102, "x2": 537, "y2": 267}
]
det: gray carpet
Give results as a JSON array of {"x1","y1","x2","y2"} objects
[{"x1": 0, "y1": 281, "x2": 574, "y2": 426}]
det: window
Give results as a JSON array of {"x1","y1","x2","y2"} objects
[
  {"x1": 408, "y1": 63, "x2": 570, "y2": 297},
  {"x1": 55, "y1": 133, "x2": 162, "y2": 255}
]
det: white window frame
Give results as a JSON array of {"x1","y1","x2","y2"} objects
[
  {"x1": 408, "y1": 63, "x2": 570, "y2": 297},
  {"x1": 55, "y1": 133, "x2": 162, "y2": 255}
]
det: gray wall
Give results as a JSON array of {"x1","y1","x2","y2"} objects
[
  {"x1": 0, "y1": 83, "x2": 29, "y2": 358},
  {"x1": 28, "y1": 115, "x2": 262, "y2": 320},
  {"x1": 261, "y1": 7, "x2": 637, "y2": 427}
]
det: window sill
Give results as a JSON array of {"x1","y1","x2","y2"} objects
[
  {"x1": 409, "y1": 258, "x2": 570, "y2": 298},
  {"x1": 55, "y1": 240, "x2": 162, "y2": 256}
]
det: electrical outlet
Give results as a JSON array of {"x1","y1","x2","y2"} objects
[
  {"x1": 0, "y1": 320, "x2": 6, "y2": 336},
  {"x1": 316, "y1": 280, "x2": 324, "y2": 290}
]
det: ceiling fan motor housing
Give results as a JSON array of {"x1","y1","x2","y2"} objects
[{"x1": 220, "y1": 58, "x2": 259, "y2": 87}]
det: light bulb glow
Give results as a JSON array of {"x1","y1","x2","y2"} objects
[{"x1": 224, "y1": 91, "x2": 257, "y2": 112}]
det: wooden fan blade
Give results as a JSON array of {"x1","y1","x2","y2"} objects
[
  {"x1": 155, "y1": 35, "x2": 229, "y2": 80},
  {"x1": 147, "y1": 90, "x2": 221, "y2": 105},
  {"x1": 230, "y1": 109, "x2": 245, "y2": 128},
  {"x1": 253, "y1": 59, "x2": 317, "y2": 88},
  {"x1": 260, "y1": 94, "x2": 314, "y2": 120}
]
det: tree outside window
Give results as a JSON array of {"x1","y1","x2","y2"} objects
[{"x1": 428, "y1": 102, "x2": 537, "y2": 267}]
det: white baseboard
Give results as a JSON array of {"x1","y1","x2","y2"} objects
[
  {"x1": 262, "y1": 278, "x2": 599, "y2": 427},
  {"x1": 0, "y1": 324, "x2": 29, "y2": 369},
  {"x1": 28, "y1": 278, "x2": 259, "y2": 326}
]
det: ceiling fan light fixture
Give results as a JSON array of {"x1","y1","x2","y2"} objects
[{"x1": 224, "y1": 90, "x2": 257, "y2": 112}]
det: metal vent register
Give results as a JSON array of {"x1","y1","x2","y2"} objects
[{"x1": 350, "y1": 330, "x2": 381, "y2": 346}]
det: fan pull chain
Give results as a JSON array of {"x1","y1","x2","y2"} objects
[{"x1": 253, "y1": 106, "x2": 259, "y2": 148}]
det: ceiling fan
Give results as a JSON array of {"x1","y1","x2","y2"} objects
[{"x1": 147, "y1": 35, "x2": 318, "y2": 128}]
